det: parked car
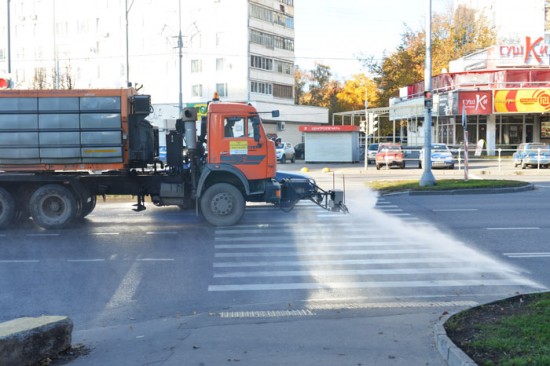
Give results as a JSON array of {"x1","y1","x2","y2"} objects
[
  {"x1": 419, "y1": 143, "x2": 455, "y2": 169},
  {"x1": 513, "y1": 143, "x2": 550, "y2": 169},
  {"x1": 375, "y1": 143, "x2": 404, "y2": 170},
  {"x1": 366, "y1": 143, "x2": 379, "y2": 164},
  {"x1": 276, "y1": 142, "x2": 296, "y2": 163},
  {"x1": 294, "y1": 142, "x2": 305, "y2": 160}
]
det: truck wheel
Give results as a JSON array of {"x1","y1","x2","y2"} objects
[
  {"x1": 29, "y1": 184, "x2": 77, "y2": 229},
  {"x1": 78, "y1": 195, "x2": 97, "y2": 218},
  {"x1": 200, "y1": 183, "x2": 245, "y2": 226},
  {"x1": 0, "y1": 187, "x2": 16, "y2": 230}
]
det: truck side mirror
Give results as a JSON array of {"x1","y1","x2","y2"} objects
[
  {"x1": 272, "y1": 110, "x2": 280, "y2": 118},
  {"x1": 251, "y1": 116, "x2": 261, "y2": 143}
]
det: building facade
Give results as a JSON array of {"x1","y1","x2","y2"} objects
[
  {"x1": 0, "y1": 0, "x2": 326, "y2": 147},
  {"x1": 388, "y1": 0, "x2": 550, "y2": 155}
]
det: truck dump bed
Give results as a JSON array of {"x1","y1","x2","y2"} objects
[{"x1": 0, "y1": 89, "x2": 137, "y2": 171}]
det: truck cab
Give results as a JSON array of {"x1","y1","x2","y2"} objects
[{"x1": 206, "y1": 102, "x2": 276, "y2": 180}]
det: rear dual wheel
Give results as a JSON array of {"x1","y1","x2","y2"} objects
[{"x1": 29, "y1": 184, "x2": 77, "y2": 230}]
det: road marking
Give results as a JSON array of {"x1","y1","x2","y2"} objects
[
  {"x1": 307, "y1": 300, "x2": 479, "y2": 310},
  {"x1": 213, "y1": 257, "x2": 464, "y2": 268},
  {"x1": 215, "y1": 226, "x2": 380, "y2": 235},
  {"x1": 215, "y1": 241, "x2": 421, "y2": 249},
  {"x1": 215, "y1": 248, "x2": 447, "y2": 258},
  {"x1": 104, "y1": 261, "x2": 142, "y2": 309},
  {"x1": 146, "y1": 231, "x2": 178, "y2": 235},
  {"x1": 26, "y1": 233, "x2": 60, "y2": 237},
  {"x1": 432, "y1": 208, "x2": 478, "y2": 212},
  {"x1": 67, "y1": 259, "x2": 106, "y2": 263},
  {"x1": 89, "y1": 232, "x2": 120, "y2": 236},
  {"x1": 486, "y1": 227, "x2": 540, "y2": 230},
  {"x1": 208, "y1": 279, "x2": 537, "y2": 292},
  {"x1": 218, "y1": 309, "x2": 315, "y2": 318},
  {"x1": 215, "y1": 233, "x2": 400, "y2": 241},
  {"x1": 214, "y1": 267, "x2": 507, "y2": 278},
  {"x1": 0, "y1": 260, "x2": 40, "y2": 263},
  {"x1": 136, "y1": 258, "x2": 175, "y2": 262},
  {"x1": 504, "y1": 252, "x2": 550, "y2": 258}
]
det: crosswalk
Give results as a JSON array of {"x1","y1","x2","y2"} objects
[{"x1": 208, "y1": 201, "x2": 545, "y2": 302}]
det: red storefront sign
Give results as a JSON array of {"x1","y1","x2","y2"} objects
[
  {"x1": 458, "y1": 91, "x2": 492, "y2": 115},
  {"x1": 299, "y1": 125, "x2": 360, "y2": 132}
]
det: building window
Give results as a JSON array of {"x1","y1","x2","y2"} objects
[
  {"x1": 216, "y1": 83, "x2": 228, "y2": 97},
  {"x1": 273, "y1": 84, "x2": 293, "y2": 99},
  {"x1": 191, "y1": 59, "x2": 202, "y2": 73},
  {"x1": 273, "y1": 35, "x2": 294, "y2": 51},
  {"x1": 251, "y1": 81, "x2": 272, "y2": 95},
  {"x1": 250, "y1": 4, "x2": 273, "y2": 23},
  {"x1": 192, "y1": 84, "x2": 202, "y2": 97},
  {"x1": 250, "y1": 55, "x2": 273, "y2": 71},
  {"x1": 274, "y1": 60, "x2": 293, "y2": 74},
  {"x1": 250, "y1": 29, "x2": 274, "y2": 49},
  {"x1": 216, "y1": 58, "x2": 225, "y2": 71}
]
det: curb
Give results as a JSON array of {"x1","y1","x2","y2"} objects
[
  {"x1": 434, "y1": 315, "x2": 477, "y2": 366},
  {"x1": 0, "y1": 316, "x2": 73, "y2": 366}
]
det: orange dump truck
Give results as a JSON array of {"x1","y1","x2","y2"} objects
[{"x1": 0, "y1": 88, "x2": 346, "y2": 230}]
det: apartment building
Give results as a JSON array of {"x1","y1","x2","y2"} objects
[{"x1": 0, "y1": 0, "x2": 327, "y2": 146}]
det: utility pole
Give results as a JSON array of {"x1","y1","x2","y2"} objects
[
  {"x1": 125, "y1": 0, "x2": 135, "y2": 87},
  {"x1": 7, "y1": 0, "x2": 11, "y2": 75},
  {"x1": 178, "y1": 0, "x2": 183, "y2": 114},
  {"x1": 419, "y1": 0, "x2": 436, "y2": 187}
]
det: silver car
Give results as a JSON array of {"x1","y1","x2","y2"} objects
[{"x1": 276, "y1": 142, "x2": 295, "y2": 163}]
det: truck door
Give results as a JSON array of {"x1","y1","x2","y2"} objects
[{"x1": 214, "y1": 115, "x2": 273, "y2": 180}]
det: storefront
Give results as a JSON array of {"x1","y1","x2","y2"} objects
[{"x1": 388, "y1": 36, "x2": 550, "y2": 155}]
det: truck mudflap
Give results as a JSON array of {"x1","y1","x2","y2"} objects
[{"x1": 275, "y1": 171, "x2": 349, "y2": 214}]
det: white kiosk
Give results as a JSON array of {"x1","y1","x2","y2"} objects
[{"x1": 299, "y1": 125, "x2": 360, "y2": 163}]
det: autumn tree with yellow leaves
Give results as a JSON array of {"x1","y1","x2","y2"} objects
[{"x1": 361, "y1": 4, "x2": 495, "y2": 106}]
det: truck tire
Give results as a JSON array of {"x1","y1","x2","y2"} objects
[
  {"x1": 0, "y1": 187, "x2": 16, "y2": 230},
  {"x1": 29, "y1": 184, "x2": 77, "y2": 229},
  {"x1": 200, "y1": 183, "x2": 245, "y2": 226},
  {"x1": 78, "y1": 195, "x2": 97, "y2": 218}
]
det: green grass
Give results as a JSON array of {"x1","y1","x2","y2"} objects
[
  {"x1": 367, "y1": 179, "x2": 527, "y2": 192},
  {"x1": 445, "y1": 293, "x2": 550, "y2": 366}
]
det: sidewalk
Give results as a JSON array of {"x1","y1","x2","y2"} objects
[{"x1": 67, "y1": 306, "x2": 456, "y2": 366}]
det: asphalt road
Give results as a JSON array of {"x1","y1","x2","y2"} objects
[{"x1": 1, "y1": 159, "x2": 548, "y2": 365}]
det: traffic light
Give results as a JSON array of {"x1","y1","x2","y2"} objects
[
  {"x1": 368, "y1": 113, "x2": 378, "y2": 134},
  {"x1": 424, "y1": 90, "x2": 433, "y2": 109}
]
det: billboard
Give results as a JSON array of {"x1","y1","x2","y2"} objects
[{"x1": 494, "y1": 89, "x2": 550, "y2": 113}]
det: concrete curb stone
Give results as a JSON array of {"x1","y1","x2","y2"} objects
[
  {"x1": 434, "y1": 315, "x2": 477, "y2": 366},
  {"x1": 0, "y1": 315, "x2": 73, "y2": 366}
]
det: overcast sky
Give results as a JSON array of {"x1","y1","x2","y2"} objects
[{"x1": 294, "y1": 0, "x2": 452, "y2": 80}]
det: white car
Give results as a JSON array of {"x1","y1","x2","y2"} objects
[
  {"x1": 419, "y1": 143, "x2": 455, "y2": 169},
  {"x1": 276, "y1": 142, "x2": 295, "y2": 163}
]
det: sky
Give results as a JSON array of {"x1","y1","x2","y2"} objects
[{"x1": 294, "y1": 0, "x2": 452, "y2": 80}]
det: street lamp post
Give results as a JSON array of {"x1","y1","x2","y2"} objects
[
  {"x1": 7, "y1": 0, "x2": 11, "y2": 76},
  {"x1": 419, "y1": 0, "x2": 436, "y2": 186},
  {"x1": 125, "y1": 0, "x2": 135, "y2": 87},
  {"x1": 178, "y1": 0, "x2": 183, "y2": 114}
]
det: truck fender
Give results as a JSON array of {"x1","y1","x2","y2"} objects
[{"x1": 196, "y1": 164, "x2": 251, "y2": 198}]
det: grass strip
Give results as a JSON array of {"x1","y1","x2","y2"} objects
[{"x1": 367, "y1": 179, "x2": 527, "y2": 192}]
